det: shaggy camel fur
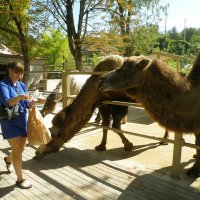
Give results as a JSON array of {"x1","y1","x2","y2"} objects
[
  {"x1": 40, "y1": 76, "x2": 89, "y2": 117},
  {"x1": 34, "y1": 55, "x2": 134, "y2": 159},
  {"x1": 98, "y1": 52, "x2": 200, "y2": 178},
  {"x1": 39, "y1": 72, "x2": 132, "y2": 152},
  {"x1": 40, "y1": 77, "x2": 102, "y2": 123}
]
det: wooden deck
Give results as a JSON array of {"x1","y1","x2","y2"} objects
[{"x1": 0, "y1": 107, "x2": 200, "y2": 200}]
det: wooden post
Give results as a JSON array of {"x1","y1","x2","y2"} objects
[
  {"x1": 156, "y1": 52, "x2": 161, "y2": 59},
  {"x1": 62, "y1": 72, "x2": 71, "y2": 108},
  {"x1": 176, "y1": 59, "x2": 181, "y2": 72},
  {"x1": 62, "y1": 71, "x2": 67, "y2": 108},
  {"x1": 170, "y1": 132, "x2": 183, "y2": 178},
  {"x1": 66, "y1": 73, "x2": 71, "y2": 106}
]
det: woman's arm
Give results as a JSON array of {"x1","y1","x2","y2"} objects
[{"x1": 7, "y1": 94, "x2": 29, "y2": 107}]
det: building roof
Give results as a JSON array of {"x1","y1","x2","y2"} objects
[{"x1": 0, "y1": 43, "x2": 19, "y2": 55}]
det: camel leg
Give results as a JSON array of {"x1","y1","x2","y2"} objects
[
  {"x1": 112, "y1": 105, "x2": 133, "y2": 151},
  {"x1": 95, "y1": 105, "x2": 111, "y2": 151},
  {"x1": 186, "y1": 134, "x2": 200, "y2": 178},
  {"x1": 160, "y1": 129, "x2": 169, "y2": 145},
  {"x1": 95, "y1": 109, "x2": 102, "y2": 124}
]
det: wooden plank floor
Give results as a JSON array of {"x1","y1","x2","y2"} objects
[{"x1": 1, "y1": 107, "x2": 200, "y2": 200}]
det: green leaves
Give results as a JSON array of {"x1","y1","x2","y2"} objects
[{"x1": 31, "y1": 28, "x2": 74, "y2": 70}]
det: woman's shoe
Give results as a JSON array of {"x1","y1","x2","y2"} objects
[
  {"x1": 4, "y1": 157, "x2": 12, "y2": 173},
  {"x1": 16, "y1": 179, "x2": 32, "y2": 189}
]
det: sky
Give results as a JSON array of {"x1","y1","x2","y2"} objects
[
  {"x1": 73, "y1": 0, "x2": 200, "y2": 33},
  {"x1": 159, "y1": 0, "x2": 200, "y2": 32}
]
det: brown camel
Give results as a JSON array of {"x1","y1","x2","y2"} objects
[
  {"x1": 98, "y1": 52, "x2": 200, "y2": 178},
  {"x1": 39, "y1": 72, "x2": 132, "y2": 152},
  {"x1": 34, "y1": 55, "x2": 135, "y2": 159},
  {"x1": 35, "y1": 55, "x2": 171, "y2": 160}
]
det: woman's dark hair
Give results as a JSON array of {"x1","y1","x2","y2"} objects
[{"x1": 6, "y1": 62, "x2": 24, "y2": 77}]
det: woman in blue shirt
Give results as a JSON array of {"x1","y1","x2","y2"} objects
[{"x1": 0, "y1": 62, "x2": 35, "y2": 189}]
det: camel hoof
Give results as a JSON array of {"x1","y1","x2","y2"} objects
[
  {"x1": 186, "y1": 167, "x2": 200, "y2": 178},
  {"x1": 33, "y1": 152, "x2": 44, "y2": 160},
  {"x1": 193, "y1": 153, "x2": 197, "y2": 159},
  {"x1": 159, "y1": 141, "x2": 169, "y2": 145},
  {"x1": 95, "y1": 145, "x2": 106, "y2": 151},
  {"x1": 124, "y1": 142, "x2": 134, "y2": 151}
]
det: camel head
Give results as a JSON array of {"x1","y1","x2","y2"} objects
[
  {"x1": 98, "y1": 56, "x2": 150, "y2": 92},
  {"x1": 34, "y1": 144, "x2": 51, "y2": 160},
  {"x1": 34, "y1": 137, "x2": 64, "y2": 160},
  {"x1": 40, "y1": 93, "x2": 62, "y2": 117},
  {"x1": 34, "y1": 110, "x2": 73, "y2": 159}
]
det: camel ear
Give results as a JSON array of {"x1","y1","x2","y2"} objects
[{"x1": 137, "y1": 59, "x2": 150, "y2": 69}]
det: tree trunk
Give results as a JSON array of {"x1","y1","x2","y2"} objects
[
  {"x1": 8, "y1": 2, "x2": 31, "y2": 84},
  {"x1": 21, "y1": 36, "x2": 31, "y2": 71},
  {"x1": 21, "y1": 37, "x2": 31, "y2": 84},
  {"x1": 74, "y1": 47, "x2": 83, "y2": 71},
  {"x1": 124, "y1": 45, "x2": 134, "y2": 56},
  {"x1": 65, "y1": 0, "x2": 85, "y2": 71}
]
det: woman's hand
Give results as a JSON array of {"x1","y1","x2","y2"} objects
[
  {"x1": 19, "y1": 94, "x2": 29, "y2": 101},
  {"x1": 28, "y1": 100, "x2": 36, "y2": 108},
  {"x1": 8, "y1": 94, "x2": 29, "y2": 107}
]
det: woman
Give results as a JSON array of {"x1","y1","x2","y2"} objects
[{"x1": 0, "y1": 62, "x2": 36, "y2": 189}]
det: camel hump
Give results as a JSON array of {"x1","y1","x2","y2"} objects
[
  {"x1": 187, "y1": 52, "x2": 200, "y2": 86},
  {"x1": 94, "y1": 55, "x2": 124, "y2": 72}
]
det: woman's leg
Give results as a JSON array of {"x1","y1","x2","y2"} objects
[{"x1": 7, "y1": 136, "x2": 27, "y2": 181}]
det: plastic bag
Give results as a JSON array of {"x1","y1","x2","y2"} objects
[{"x1": 27, "y1": 107, "x2": 51, "y2": 145}]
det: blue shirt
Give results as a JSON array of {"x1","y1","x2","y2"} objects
[{"x1": 0, "y1": 78, "x2": 30, "y2": 139}]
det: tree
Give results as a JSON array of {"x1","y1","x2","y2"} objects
[
  {"x1": 167, "y1": 40, "x2": 192, "y2": 55},
  {"x1": 104, "y1": 0, "x2": 168, "y2": 56},
  {"x1": 191, "y1": 29, "x2": 200, "y2": 50},
  {"x1": 128, "y1": 24, "x2": 160, "y2": 55},
  {"x1": 46, "y1": 0, "x2": 168, "y2": 68},
  {"x1": 156, "y1": 36, "x2": 168, "y2": 51},
  {"x1": 44, "y1": 0, "x2": 106, "y2": 71},
  {"x1": 167, "y1": 27, "x2": 180, "y2": 40},
  {"x1": 0, "y1": 0, "x2": 31, "y2": 71},
  {"x1": 0, "y1": 0, "x2": 51, "y2": 71},
  {"x1": 156, "y1": 27, "x2": 200, "y2": 57},
  {"x1": 31, "y1": 28, "x2": 75, "y2": 70},
  {"x1": 181, "y1": 27, "x2": 196, "y2": 42}
]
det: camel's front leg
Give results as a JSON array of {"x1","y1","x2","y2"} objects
[
  {"x1": 95, "y1": 107, "x2": 111, "y2": 151},
  {"x1": 95, "y1": 110, "x2": 102, "y2": 123},
  {"x1": 112, "y1": 121, "x2": 134, "y2": 151},
  {"x1": 112, "y1": 106, "x2": 133, "y2": 151},
  {"x1": 95, "y1": 129, "x2": 108, "y2": 151},
  {"x1": 186, "y1": 134, "x2": 200, "y2": 178}
]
